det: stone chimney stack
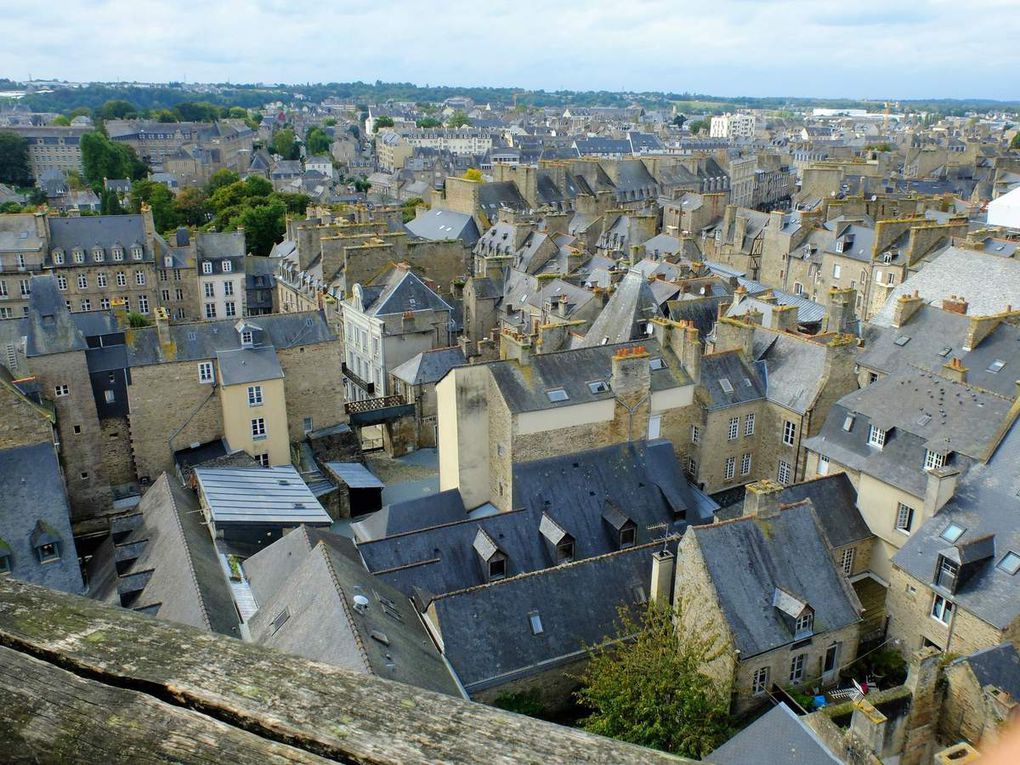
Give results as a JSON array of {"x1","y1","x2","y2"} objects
[
  {"x1": 941, "y1": 295, "x2": 968, "y2": 315},
  {"x1": 771, "y1": 303, "x2": 799, "y2": 333},
  {"x1": 154, "y1": 306, "x2": 173, "y2": 353},
  {"x1": 650, "y1": 550, "x2": 675, "y2": 604},
  {"x1": 711, "y1": 318, "x2": 755, "y2": 364},
  {"x1": 963, "y1": 311, "x2": 1006, "y2": 351},
  {"x1": 722, "y1": 205, "x2": 736, "y2": 243},
  {"x1": 891, "y1": 291, "x2": 924, "y2": 328},
  {"x1": 939, "y1": 357, "x2": 967, "y2": 384},
  {"x1": 744, "y1": 480, "x2": 784, "y2": 519},
  {"x1": 849, "y1": 699, "x2": 888, "y2": 757},
  {"x1": 923, "y1": 466, "x2": 960, "y2": 520},
  {"x1": 499, "y1": 328, "x2": 533, "y2": 366},
  {"x1": 825, "y1": 286, "x2": 857, "y2": 335},
  {"x1": 111, "y1": 297, "x2": 128, "y2": 329},
  {"x1": 733, "y1": 214, "x2": 748, "y2": 249},
  {"x1": 609, "y1": 345, "x2": 651, "y2": 400}
]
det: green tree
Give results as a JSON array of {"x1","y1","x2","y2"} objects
[
  {"x1": 271, "y1": 128, "x2": 300, "y2": 159},
  {"x1": 81, "y1": 131, "x2": 146, "y2": 183},
  {"x1": 305, "y1": 126, "x2": 331, "y2": 156},
  {"x1": 226, "y1": 107, "x2": 249, "y2": 119},
  {"x1": 0, "y1": 201, "x2": 24, "y2": 214},
  {"x1": 240, "y1": 199, "x2": 287, "y2": 256},
  {"x1": 0, "y1": 131, "x2": 31, "y2": 185},
  {"x1": 322, "y1": 117, "x2": 337, "y2": 127},
  {"x1": 174, "y1": 101, "x2": 220, "y2": 122},
  {"x1": 68, "y1": 107, "x2": 91, "y2": 121},
  {"x1": 1011, "y1": 133, "x2": 1020, "y2": 150},
  {"x1": 575, "y1": 601, "x2": 732, "y2": 758},
  {"x1": 94, "y1": 99, "x2": 138, "y2": 121},
  {"x1": 100, "y1": 188, "x2": 124, "y2": 215},
  {"x1": 672, "y1": 114, "x2": 687, "y2": 128},
  {"x1": 462, "y1": 168, "x2": 482, "y2": 182},
  {"x1": 447, "y1": 111, "x2": 471, "y2": 128},
  {"x1": 153, "y1": 109, "x2": 179, "y2": 123},
  {"x1": 352, "y1": 176, "x2": 371, "y2": 193},
  {"x1": 416, "y1": 117, "x2": 441, "y2": 128},
  {"x1": 271, "y1": 191, "x2": 310, "y2": 216},
  {"x1": 51, "y1": 115, "x2": 71, "y2": 126},
  {"x1": 400, "y1": 197, "x2": 425, "y2": 223},
  {"x1": 26, "y1": 187, "x2": 47, "y2": 206},
  {"x1": 207, "y1": 168, "x2": 241, "y2": 194},
  {"x1": 173, "y1": 187, "x2": 210, "y2": 226},
  {"x1": 373, "y1": 116, "x2": 395, "y2": 133},
  {"x1": 688, "y1": 119, "x2": 709, "y2": 135},
  {"x1": 129, "y1": 179, "x2": 179, "y2": 233}
]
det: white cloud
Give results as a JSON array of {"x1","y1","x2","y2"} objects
[{"x1": 1, "y1": 0, "x2": 1018, "y2": 99}]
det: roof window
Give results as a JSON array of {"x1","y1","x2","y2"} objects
[
  {"x1": 987, "y1": 359, "x2": 1006, "y2": 374},
  {"x1": 587, "y1": 380, "x2": 611, "y2": 394},
  {"x1": 997, "y1": 552, "x2": 1020, "y2": 575},
  {"x1": 528, "y1": 611, "x2": 544, "y2": 635},
  {"x1": 940, "y1": 523, "x2": 966, "y2": 544},
  {"x1": 719, "y1": 378, "x2": 734, "y2": 394},
  {"x1": 546, "y1": 387, "x2": 569, "y2": 402},
  {"x1": 649, "y1": 357, "x2": 665, "y2": 371}
]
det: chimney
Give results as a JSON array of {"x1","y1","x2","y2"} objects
[
  {"x1": 733, "y1": 214, "x2": 748, "y2": 248},
  {"x1": 609, "y1": 345, "x2": 651, "y2": 399},
  {"x1": 825, "y1": 286, "x2": 857, "y2": 335},
  {"x1": 140, "y1": 203, "x2": 157, "y2": 244},
  {"x1": 711, "y1": 318, "x2": 755, "y2": 364},
  {"x1": 933, "y1": 744, "x2": 981, "y2": 765},
  {"x1": 769, "y1": 209, "x2": 785, "y2": 231},
  {"x1": 499, "y1": 328, "x2": 533, "y2": 366},
  {"x1": 891, "y1": 291, "x2": 924, "y2": 328},
  {"x1": 923, "y1": 466, "x2": 960, "y2": 519},
  {"x1": 722, "y1": 204, "x2": 736, "y2": 242},
  {"x1": 941, "y1": 295, "x2": 968, "y2": 315},
  {"x1": 939, "y1": 357, "x2": 967, "y2": 384},
  {"x1": 154, "y1": 307, "x2": 172, "y2": 352},
  {"x1": 650, "y1": 550, "x2": 674, "y2": 604},
  {"x1": 111, "y1": 298, "x2": 128, "y2": 328},
  {"x1": 744, "y1": 480, "x2": 784, "y2": 519},
  {"x1": 849, "y1": 699, "x2": 888, "y2": 757},
  {"x1": 963, "y1": 312, "x2": 1004, "y2": 352},
  {"x1": 770, "y1": 303, "x2": 799, "y2": 333}
]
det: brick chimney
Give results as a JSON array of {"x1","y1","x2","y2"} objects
[
  {"x1": 650, "y1": 550, "x2": 674, "y2": 604},
  {"x1": 770, "y1": 303, "x2": 799, "y2": 333},
  {"x1": 940, "y1": 357, "x2": 967, "y2": 384},
  {"x1": 941, "y1": 295, "x2": 968, "y2": 315},
  {"x1": 891, "y1": 291, "x2": 924, "y2": 328},
  {"x1": 609, "y1": 345, "x2": 651, "y2": 400},
  {"x1": 744, "y1": 480, "x2": 784, "y2": 519}
]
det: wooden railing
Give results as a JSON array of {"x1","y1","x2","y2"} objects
[
  {"x1": 341, "y1": 362, "x2": 375, "y2": 395},
  {"x1": 0, "y1": 578, "x2": 691, "y2": 764},
  {"x1": 345, "y1": 394, "x2": 405, "y2": 415}
]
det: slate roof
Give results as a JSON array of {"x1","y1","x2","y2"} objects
[
  {"x1": 477, "y1": 181, "x2": 528, "y2": 217},
  {"x1": 24, "y1": 276, "x2": 87, "y2": 356},
  {"x1": 47, "y1": 214, "x2": 151, "y2": 261},
  {"x1": 405, "y1": 209, "x2": 480, "y2": 246},
  {"x1": 773, "y1": 473, "x2": 871, "y2": 549},
  {"x1": 708, "y1": 703, "x2": 842, "y2": 765},
  {"x1": 699, "y1": 351, "x2": 766, "y2": 409},
  {"x1": 736, "y1": 279, "x2": 827, "y2": 325},
  {"x1": 194, "y1": 466, "x2": 332, "y2": 526},
  {"x1": 859, "y1": 305, "x2": 1020, "y2": 399},
  {"x1": 351, "y1": 489, "x2": 468, "y2": 542},
  {"x1": 357, "y1": 440, "x2": 716, "y2": 602},
  {"x1": 359, "y1": 268, "x2": 452, "y2": 317},
  {"x1": 322, "y1": 462, "x2": 384, "y2": 489},
  {"x1": 487, "y1": 338, "x2": 689, "y2": 414},
  {"x1": 690, "y1": 501, "x2": 861, "y2": 657},
  {"x1": 892, "y1": 418, "x2": 1020, "y2": 631},
  {"x1": 804, "y1": 369, "x2": 1011, "y2": 497},
  {"x1": 127, "y1": 311, "x2": 334, "y2": 366},
  {"x1": 753, "y1": 330, "x2": 830, "y2": 414},
  {"x1": 107, "y1": 474, "x2": 240, "y2": 636},
  {"x1": 195, "y1": 230, "x2": 246, "y2": 260},
  {"x1": 580, "y1": 269, "x2": 662, "y2": 347},
  {"x1": 430, "y1": 542, "x2": 657, "y2": 691},
  {"x1": 391, "y1": 346, "x2": 466, "y2": 386},
  {"x1": 216, "y1": 346, "x2": 284, "y2": 386},
  {"x1": 958, "y1": 644, "x2": 1020, "y2": 700},
  {"x1": 245, "y1": 532, "x2": 461, "y2": 696},
  {"x1": 0, "y1": 442, "x2": 84, "y2": 594}
]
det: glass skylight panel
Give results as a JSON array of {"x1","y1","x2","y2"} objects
[
  {"x1": 719, "y1": 378, "x2": 734, "y2": 393},
  {"x1": 987, "y1": 359, "x2": 1006, "y2": 373},
  {"x1": 939, "y1": 523, "x2": 965, "y2": 544},
  {"x1": 648, "y1": 357, "x2": 665, "y2": 370},
  {"x1": 998, "y1": 552, "x2": 1020, "y2": 575},
  {"x1": 545, "y1": 387, "x2": 569, "y2": 402}
]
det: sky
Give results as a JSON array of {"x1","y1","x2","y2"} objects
[{"x1": 2, "y1": 0, "x2": 1019, "y2": 100}]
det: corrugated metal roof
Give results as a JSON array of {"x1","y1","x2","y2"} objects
[
  {"x1": 324, "y1": 462, "x2": 384, "y2": 489},
  {"x1": 194, "y1": 466, "x2": 331, "y2": 525}
]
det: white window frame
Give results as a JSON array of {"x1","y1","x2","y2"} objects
[
  {"x1": 97, "y1": 273, "x2": 107, "y2": 288},
  {"x1": 54, "y1": 384, "x2": 69, "y2": 397},
  {"x1": 724, "y1": 456, "x2": 736, "y2": 480},
  {"x1": 789, "y1": 654, "x2": 805, "y2": 684},
  {"x1": 752, "y1": 667, "x2": 769, "y2": 696},
  {"x1": 204, "y1": 283, "x2": 215, "y2": 298},
  {"x1": 56, "y1": 275, "x2": 68, "y2": 291},
  {"x1": 740, "y1": 452, "x2": 752, "y2": 476},
  {"x1": 782, "y1": 420, "x2": 797, "y2": 446},
  {"x1": 251, "y1": 417, "x2": 266, "y2": 439},
  {"x1": 924, "y1": 450, "x2": 945, "y2": 472},
  {"x1": 135, "y1": 271, "x2": 145, "y2": 286},
  {"x1": 690, "y1": 425, "x2": 701, "y2": 445},
  {"x1": 248, "y1": 385, "x2": 263, "y2": 406},
  {"x1": 728, "y1": 417, "x2": 739, "y2": 441},
  {"x1": 116, "y1": 272, "x2": 126, "y2": 287},
  {"x1": 744, "y1": 413, "x2": 755, "y2": 436},
  {"x1": 205, "y1": 303, "x2": 217, "y2": 319},
  {"x1": 931, "y1": 593, "x2": 954, "y2": 626},
  {"x1": 224, "y1": 280, "x2": 234, "y2": 296},
  {"x1": 868, "y1": 425, "x2": 886, "y2": 449},
  {"x1": 777, "y1": 460, "x2": 792, "y2": 485},
  {"x1": 202, "y1": 261, "x2": 213, "y2": 274},
  {"x1": 841, "y1": 547, "x2": 855, "y2": 575},
  {"x1": 895, "y1": 502, "x2": 914, "y2": 534},
  {"x1": 222, "y1": 261, "x2": 232, "y2": 273},
  {"x1": 138, "y1": 295, "x2": 149, "y2": 314},
  {"x1": 795, "y1": 612, "x2": 814, "y2": 634},
  {"x1": 197, "y1": 362, "x2": 215, "y2": 384},
  {"x1": 225, "y1": 302, "x2": 236, "y2": 317}
]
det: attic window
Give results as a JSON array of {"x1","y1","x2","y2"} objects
[
  {"x1": 940, "y1": 523, "x2": 966, "y2": 544},
  {"x1": 924, "y1": 450, "x2": 946, "y2": 472},
  {"x1": 546, "y1": 387, "x2": 569, "y2": 402},
  {"x1": 987, "y1": 359, "x2": 1006, "y2": 374},
  {"x1": 556, "y1": 540, "x2": 575, "y2": 564},
  {"x1": 842, "y1": 415, "x2": 855, "y2": 432},
  {"x1": 867, "y1": 425, "x2": 886, "y2": 449},
  {"x1": 620, "y1": 526, "x2": 636, "y2": 548},
  {"x1": 241, "y1": 330, "x2": 254, "y2": 347},
  {"x1": 997, "y1": 552, "x2": 1020, "y2": 575},
  {"x1": 893, "y1": 336, "x2": 911, "y2": 347},
  {"x1": 270, "y1": 608, "x2": 290, "y2": 634},
  {"x1": 528, "y1": 611, "x2": 544, "y2": 635},
  {"x1": 649, "y1": 357, "x2": 666, "y2": 371},
  {"x1": 36, "y1": 543, "x2": 59, "y2": 564},
  {"x1": 488, "y1": 557, "x2": 506, "y2": 580},
  {"x1": 795, "y1": 612, "x2": 814, "y2": 635},
  {"x1": 937, "y1": 347, "x2": 952, "y2": 358},
  {"x1": 587, "y1": 380, "x2": 610, "y2": 394},
  {"x1": 935, "y1": 555, "x2": 959, "y2": 592},
  {"x1": 370, "y1": 630, "x2": 390, "y2": 646},
  {"x1": 719, "y1": 378, "x2": 734, "y2": 394}
]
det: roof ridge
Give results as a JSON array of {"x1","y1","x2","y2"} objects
[
  {"x1": 161, "y1": 477, "x2": 214, "y2": 632},
  {"x1": 359, "y1": 506, "x2": 531, "y2": 544},
  {"x1": 316, "y1": 542, "x2": 373, "y2": 674}
]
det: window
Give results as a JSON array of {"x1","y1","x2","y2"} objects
[
  {"x1": 0, "y1": 280, "x2": 5, "y2": 297},
  {"x1": 77, "y1": 274, "x2": 88, "y2": 289},
  {"x1": 783, "y1": 420, "x2": 797, "y2": 446},
  {"x1": 886, "y1": 271, "x2": 895, "y2": 285},
  {"x1": 488, "y1": 557, "x2": 506, "y2": 580},
  {"x1": 135, "y1": 271, "x2": 145, "y2": 286},
  {"x1": 54, "y1": 384, "x2": 69, "y2": 397},
  {"x1": 116, "y1": 272, "x2": 126, "y2": 287},
  {"x1": 724, "y1": 456, "x2": 736, "y2": 480},
  {"x1": 545, "y1": 387, "x2": 569, "y2": 402},
  {"x1": 36, "y1": 543, "x2": 59, "y2": 563},
  {"x1": 841, "y1": 547, "x2": 855, "y2": 575},
  {"x1": 752, "y1": 667, "x2": 770, "y2": 696},
  {"x1": 174, "y1": 269, "x2": 182, "y2": 281},
  {"x1": 931, "y1": 594, "x2": 954, "y2": 625},
  {"x1": 100, "y1": 298, "x2": 110, "y2": 310},
  {"x1": 303, "y1": 417, "x2": 313, "y2": 434},
  {"x1": 987, "y1": 359, "x2": 1006, "y2": 374},
  {"x1": 205, "y1": 303, "x2": 217, "y2": 319},
  {"x1": 137, "y1": 295, "x2": 149, "y2": 314},
  {"x1": 222, "y1": 261, "x2": 232, "y2": 273},
  {"x1": 793, "y1": 282, "x2": 804, "y2": 295},
  {"x1": 587, "y1": 380, "x2": 610, "y2": 394},
  {"x1": 777, "y1": 460, "x2": 792, "y2": 485},
  {"x1": 161, "y1": 289, "x2": 170, "y2": 302},
  {"x1": 691, "y1": 425, "x2": 701, "y2": 445},
  {"x1": 197, "y1": 362, "x2": 214, "y2": 384},
  {"x1": 202, "y1": 261, "x2": 213, "y2": 274},
  {"x1": 795, "y1": 612, "x2": 814, "y2": 635},
  {"x1": 647, "y1": 414, "x2": 661, "y2": 439},
  {"x1": 895, "y1": 503, "x2": 915, "y2": 534},
  {"x1": 556, "y1": 540, "x2": 575, "y2": 563},
  {"x1": 224, "y1": 280, "x2": 234, "y2": 296},
  {"x1": 241, "y1": 330, "x2": 254, "y2": 346},
  {"x1": 620, "y1": 526, "x2": 636, "y2": 548},
  {"x1": 79, "y1": 299, "x2": 91, "y2": 312},
  {"x1": 997, "y1": 552, "x2": 1020, "y2": 575},
  {"x1": 685, "y1": 456, "x2": 697, "y2": 480},
  {"x1": 104, "y1": 389, "x2": 115, "y2": 404},
  {"x1": 741, "y1": 453, "x2": 752, "y2": 476},
  {"x1": 935, "y1": 556, "x2": 959, "y2": 592},
  {"x1": 92, "y1": 247, "x2": 104, "y2": 262},
  {"x1": 528, "y1": 611, "x2": 543, "y2": 635},
  {"x1": 225, "y1": 302, "x2": 236, "y2": 317},
  {"x1": 56, "y1": 274, "x2": 67, "y2": 290},
  {"x1": 924, "y1": 450, "x2": 945, "y2": 472},
  {"x1": 14, "y1": 279, "x2": 29, "y2": 299},
  {"x1": 0, "y1": 553, "x2": 9, "y2": 574},
  {"x1": 97, "y1": 273, "x2": 107, "y2": 288},
  {"x1": 649, "y1": 357, "x2": 665, "y2": 371},
  {"x1": 744, "y1": 413, "x2": 755, "y2": 436},
  {"x1": 868, "y1": 425, "x2": 886, "y2": 449},
  {"x1": 247, "y1": 385, "x2": 263, "y2": 406},
  {"x1": 204, "y1": 283, "x2": 215, "y2": 298},
  {"x1": 73, "y1": 248, "x2": 85, "y2": 264},
  {"x1": 728, "y1": 417, "x2": 739, "y2": 441},
  {"x1": 940, "y1": 523, "x2": 965, "y2": 544},
  {"x1": 789, "y1": 654, "x2": 805, "y2": 684},
  {"x1": 131, "y1": 246, "x2": 143, "y2": 261},
  {"x1": 113, "y1": 247, "x2": 124, "y2": 262},
  {"x1": 251, "y1": 418, "x2": 267, "y2": 439},
  {"x1": 256, "y1": 453, "x2": 270, "y2": 467},
  {"x1": 175, "y1": 289, "x2": 183, "y2": 301},
  {"x1": 53, "y1": 249, "x2": 64, "y2": 265},
  {"x1": 818, "y1": 454, "x2": 830, "y2": 475},
  {"x1": 832, "y1": 263, "x2": 841, "y2": 279},
  {"x1": 842, "y1": 414, "x2": 855, "y2": 431}
]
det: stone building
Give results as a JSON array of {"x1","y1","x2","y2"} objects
[
  {"x1": 0, "y1": 213, "x2": 47, "y2": 319},
  {"x1": 390, "y1": 346, "x2": 466, "y2": 449},
  {"x1": 675, "y1": 484, "x2": 862, "y2": 713},
  {"x1": 7, "y1": 125, "x2": 88, "y2": 181},
  {"x1": 195, "y1": 231, "x2": 246, "y2": 320},
  {"x1": 941, "y1": 644, "x2": 1020, "y2": 749}
]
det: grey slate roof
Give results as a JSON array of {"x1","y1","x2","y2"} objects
[
  {"x1": 246, "y1": 532, "x2": 461, "y2": 696},
  {"x1": 804, "y1": 369, "x2": 1011, "y2": 497},
  {"x1": 892, "y1": 419, "x2": 1020, "y2": 631},
  {"x1": 113, "y1": 474, "x2": 240, "y2": 636},
  {"x1": 700, "y1": 351, "x2": 766, "y2": 409},
  {"x1": 580, "y1": 269, "x2": 662, "y2": 347},
  {"x1": 323, "y1": 462, "x2": 384, "y2": 489},
  {"x1": 357, "y1": 440, "x2": 716, "y2": 602},
  {"x1": 691, "y1": 501, "x2": 861, "y2": 657},
  {"x1": 708, "y1": 703, "x2": 842, "y2": 765},
  {"x1": 195, "y1": 466, "x2": 332, "y2": 526},
  {"x1": 430, "y1": 542, "x2": 657, "y2": 691},
  {"x1": 487, "y1": 338, "x2": 688, "y2": 414},
  {"x1": 351, "y1": 489, "x2": 468, "y2": 542},
  {"x1": 736, "y1": 279, "x2": 827, "y2": 325},
  {"x1": 773, "y1": 473, "x2": 871, "y2": 549},
  {"x1": 405, "y1": 209, "x2": 480, "y2": 246},
  {"x1": 216, "y1": 346, "x2": 284, "y2": 386},
  {"x1": 25, "y1": 276, "x2": 87, "y2": 356},
  {"x1": 753, "y1": 330, "x2": 830, "y2": 414},
  {"x1": 0, "y1": 442, "x2": 84, "y2": 595},
  {"x1": 391, "y1": 347, "x2": 466, "y2": 386},
  {"x1": 959, "y1": 644, "x2": 1020, "y2": 700},
  {"x1": 47, "y1": 214, "x2": 151, "y2": 261},
  {"x1": 359, "y1": 268, "x2": 452, "y2": 317}
]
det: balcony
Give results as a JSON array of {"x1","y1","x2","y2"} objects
[
  {"x1": 345, "y1": 394, "x2": 414, "y2": 427},
  {"x1": 341, "y1": 362, "x2": 374, "y2": 395}
]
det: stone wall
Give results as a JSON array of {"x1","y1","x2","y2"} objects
[
  {"x1": 0, "y1": 381, "x2": 53, "y2": 450},
  {"x1": 277, "y1": 341, "x2": 345, "y2": 442}
]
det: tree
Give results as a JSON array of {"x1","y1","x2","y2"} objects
[
  {"x1": 400, "y1": 196, "x2": 425, "y2": 223},
  {"x1": 207, "y1": 168, "x2": 240, "y2": 194},
  {"x1": 81, "y1": 131, "x2": 146, "y2": 184},
  {"x1": 51, "y1": 115, "x2": 71, "y2": 126},
  {"x1": 240, "y1": 199, "x2": 287, "y2": 256},
  {"x1": 94, "y1": 99, "x2": 138, "y2": 121},
  {"x1": 271, "y1": 128, "x2": 300, "y2": 160},
  {"x1": 305, "y1": 126, "x2": 331, "y2": 156},
  {"x1": 0, "y1": 201, "x2": 24, "y2": 214},
  {"x1": 352, "y1": 176, "x2": 371, "y2": 193},
  {"x1": 129, "y1": 179, "x2": 179, "y2": 233},
  {"x1": 462, "y1": 168, "x2": 482, "y2": 182},
  {"x1": 173, "y1": 187, "x2": 210, "y2": 226},
  {"x1": 373, "y1": 116, "x2": 394, "y2": 133},
  {"x1": 416, "y1": 117, "x2": 441, "y2": 129},
  {"x1": 688, "y1": 119, "x2": 709, "y2": 135},
  {"x1": 575, "y1": 601, "x2": 732, "y2": 758},
  {"x1": 322, "y1": 117, "x2": 337, "y2": 127},
  {"x1": 447, "y1": 111, "x2": 471, "y2": 128},
  {"x1": 100, "y1": 188, "x2": 124, "y2": 215},
  {"x1": 152, "y1": 109, "x2": 179, "y2": 123},
  {"x1": 672, "y1": 114, "x2": 687, "y2": 128},
  {"x1": 0, "y1": 131, "x2": 31, "y2": 185},
  {"x1": 1011, "y1": 133, "x2": 1020, "y2": 150},
  {"x1": 174, "y1": 101, "x2": 220, "y2": 123}
]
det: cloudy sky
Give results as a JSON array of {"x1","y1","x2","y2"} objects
[{"x1": 3, "y1": 0, "x2": 1018, "y2": 99}]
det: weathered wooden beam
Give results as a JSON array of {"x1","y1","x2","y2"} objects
[{"x1": 0, "y1": 578, "x2": 691, "y2": 764}]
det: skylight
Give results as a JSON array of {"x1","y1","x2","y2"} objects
[
  {"x1": 546, "y1": 387, "x2": 569, "y2": 402},
  {"x1": 937, "y1": 347, "x2": 952, "y2": 358},
  {"x1": 719, "y1": 378, "x2": 734, "y2": 393},
  {"x1": 998, "y1": 552, "x2": 1020, "y2": 575},
  {"x1": 528, "y1": 611, "x2": 544, "y2": 635},
  {"x1": 842, "y1": 415, "x2": 855, "y2": 432},
  {"x1": 940, "y1": 523, "x2": 965, "y2": 544},
  {"x1": 649, "y1": 357, "x2": 666, "y2": 370},
  {"x1": 894, "y1": 336, "x2": 911, "y2": 347},
  {"x1": 587, "y1": 380, "x2": 611, "y2": 394},
  {"x1": 987, "y1": 359, "x2": 1006, "y2": 374}
]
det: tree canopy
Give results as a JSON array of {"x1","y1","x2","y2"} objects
[
  {"x1": 462, "y1": 168, "x2": 483, "y2": 182},
  {"x1": 1011, "y1": 133, "x2": 1020, "y2": 150},
  {"x1": 575, "y1": 601, "x2": 732, "y2": 759},
  {"x1": 81, "y1": 131, "x2": 147, "y2": 184},
  {"x1": 271, "y1": 128, "x2": 301, "y2": 160},
  {"x1": 447, "y1": 111, "x2": 471, "y2": 128},
  {"x1": 0, "y1": 131, "x2": 31, "y2": 186},
  {"x1": 416, "y1": 117, "x2": 441, "y2": 129},
  {"x1": 305, "y1": 126, "x2": 331, "y2": 156},
  {"x1": 373, "y1": 116, "x2": 395, "y2": 132}
]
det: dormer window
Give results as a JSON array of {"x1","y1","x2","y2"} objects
[
  {"x1": 52, "y1": 249, "x2": 64, "y2": 265},
  {"x1": 241, "y1": 330, "x2": 254, "y2": 347},
  {"x1": 202, "y1": 262, "x2": 213, "y2": 274},
  {"x1": 0, "y1": 539, "x2": 11, "y2": 573},
  {"x1": 620, "y1": 526, "x2": 636, "y2": 549},
  {"x1": 546, "y1": 387, "x2": 569, "y2": 402},
  {"x1": 556, "y1": 540, "x2": 575, "y2": 564},
  {"x1": 222, "y1": 261, "x2": 233, "y2": 273},
  {"x1": 474, "y1": 527, "x2": 507, "y2": 582},
  {"x1": 30, "y1": 520, "x2": 62, "y2": 564},
  {"x1": 73, "y1": 248, "x2": 85, "y2": 264},
  {"x1": 924, "y1": 450, "x2": 945, "y2": 472},
  {"x1": 112, "y1": 246, "x2": 124, "y2": 261},
  {"x1": 934, "y1": 555, "x2": 959, "y2": 593},
  {"x1": 488, "y1": 556, "x2": 506, "y2": 580},
  {"x1": 131, "y1": 246, "x2": 144, "y2": 261},
  {"x1": 587, "y1": 380, "x2": 610, "y2": 394},
  {"x1": 867, "y1": 425, "x2": 886, "y2": 449},
  {"x1": 795, "y1": 611, "x2": 814, "y2": 636},
  {"x1": 92, "y1": 246, "x2": 104, "y2": 262}
]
